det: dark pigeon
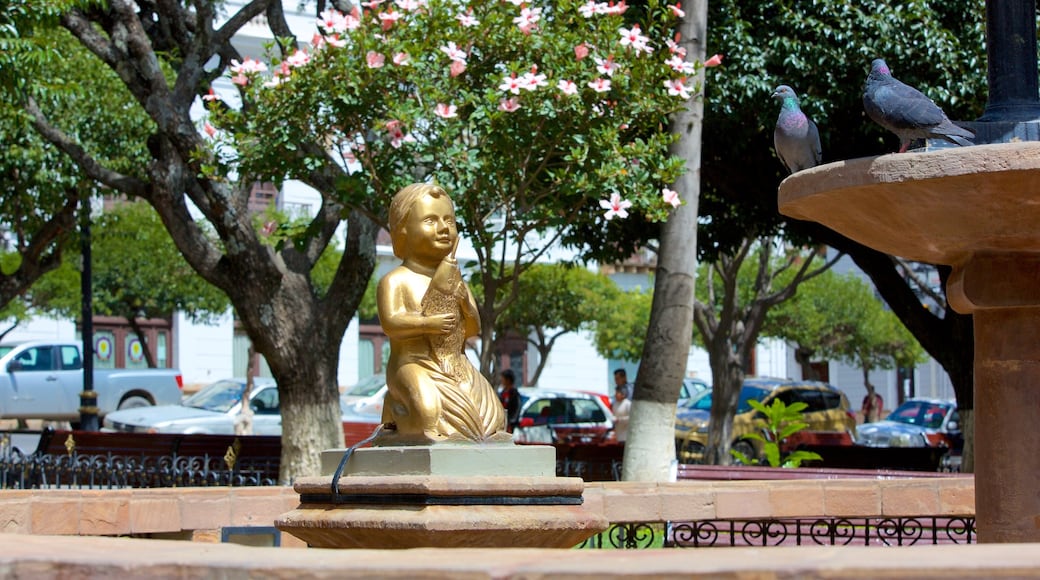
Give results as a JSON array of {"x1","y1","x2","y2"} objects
[
  {"x1": 772, "y1": 85, "x2": 822, "y2": 174},
  {"x1": 862, "y1": 58, "x2": 974, "y2": 153}
]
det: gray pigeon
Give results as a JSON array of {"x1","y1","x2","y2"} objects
[
  {"x1": 862, "y1": 58, "x2": 974, "y2": 153},
  {"x1": 772, "y1": 85, "x2": 822, "y2": 174}
]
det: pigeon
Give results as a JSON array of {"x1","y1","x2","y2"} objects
[
  {"x1": 772, "y1": 85, "x2": 822, "y2": 174},
  {"x1": 862, "y1": 58, "x2": 974, "y2": 153}
]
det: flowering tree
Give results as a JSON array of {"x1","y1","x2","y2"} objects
[
  {"x1": 18, "y1": 0, "x2": 715, "y2": 478},
  {"x1": 207, "y1": 0, "x2": 716, "y2": 375}
]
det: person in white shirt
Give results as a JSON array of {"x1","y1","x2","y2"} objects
[{"x1": 612, "y1": 383, "x2": 632, "y2": 443}]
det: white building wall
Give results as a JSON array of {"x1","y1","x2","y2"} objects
[
  {"x1": 529, "y1": 329, "x2": 610, "y2": 394},
  {"x1": 173, "y1": 311, "x2": 234, "y2": 388},
  {"x1": 338, "y1": 317, "x2": 361, "y2": 388},
  {"x1": 1, "y1": 317, "x2": 77, "y2": 342},
  {"x1": 754, "y1": 337, "x2": 790, "y2": 380}
]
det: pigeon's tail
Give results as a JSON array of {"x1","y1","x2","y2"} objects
[{"x1": 934, "y1": 120, "x2": 974, "y2": 147}]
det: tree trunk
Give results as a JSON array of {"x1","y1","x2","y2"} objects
[
  {"x1": 621, "y1": 0, "x2": 707, "y2": 482},
  {"x1": 125, "y1": 316, "x2": 156, "y2": 368},
  {"x1": 703, "y1": 350, "x2": 744, "y2": 465},
  {"x1": 794, "y1": 346, "x2": 818, "y2": 380}
]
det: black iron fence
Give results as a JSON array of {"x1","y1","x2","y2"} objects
[{"x1": 582, "y1": 517, "x2": 976, "y2": 548}]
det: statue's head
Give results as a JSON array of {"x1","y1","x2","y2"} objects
[{"x1": 389, "y1": 182, "x2": 453, "y2": 260}]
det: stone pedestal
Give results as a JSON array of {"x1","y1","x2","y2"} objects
[
  {"x1": 275, "y1": 445, "x2": 608, "y2": 549},
  {"x1": 778, "y1": 142, "x2": 1040, "y2": 543}
]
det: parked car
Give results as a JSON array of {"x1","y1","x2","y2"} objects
[
  {"x1": 0, "y1": 340, "x2": 183, "y2": 424},
  {"x1": 674, "y1": 377, "x2": 857, "y2": 464},
  {"x1": 340, "y1": 373, "x2": 387, "y2": 417},
  {"x1": 514, "y1": 388, "x2": 615, "y2": 445},
  {"x1": 680, "y1": 377, "x2": 710, "y2": 407},
  {"x1": 102, "y1": 378, "x2": 284, "y2": 435},
  {"x1": 856, "y1": 398, "x2": 962, "y2": 469}
]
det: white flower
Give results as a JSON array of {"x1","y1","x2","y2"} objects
[
  {"x1": 599, "y1": 193, "x2": 632, "y2": 220},
  {"x1": 557, "y1": 79, "x2": 578, "y2": 96},
  {"x1": 588, "y1": 78, "x2": 612, "y2": 93},
  {"x1": 664, "y1": 78, "x2": 691, "y2": 99}
]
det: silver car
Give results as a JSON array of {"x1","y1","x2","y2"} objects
[{"x1": 102, "y1": 378, "x2": 282, "y2": 435}]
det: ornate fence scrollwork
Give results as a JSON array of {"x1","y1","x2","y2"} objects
[{"x1": 580, "y1": 517, "x2": 975, "y2": 549}]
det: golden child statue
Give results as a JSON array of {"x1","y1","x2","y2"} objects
[{"x1": 375, "y1": 183, "x2": 509, "y2": 445}]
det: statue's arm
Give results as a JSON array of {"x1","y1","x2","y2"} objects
[{"x1": 378, "y1": 275, "x2": 431, "y2": 339}]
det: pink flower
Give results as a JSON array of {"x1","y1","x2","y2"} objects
[
  {"x1": 440, "y1": 41, "x2": 467, "y2": 63},
  {"x1": 664, "y1": 78, "x2": 691, "y2": 99},
  {"x1": 603, "y1": 0, "x2": 627, "y2": 15},
  {"x1": 578, "y1": 0, "x2": 600, "y2": 17},
  {"x1": 262, "y1": 221, "x2": 278, "y2": 236},
  {"x1": 361, "y1": 0, "x2": 384, "y2": 7},
  {"x1": 435, "y1": 103, "x2": 458, "y2": 118},
  {"x1": 662, "y1": 188, "x2": 680, "y2": 208},
  {"x1": 665, "y1": 55, "x2": 695, "y2": 74},
  {"x1": 518, "y1": 68, "x2": 548, "y2": 91},
  {"x1": 393, "y1": 52, "x2": 411, "y2": 66},
  {"x1": 317, "y1": 9, "x2": 347, "y2": 33},
  {"x1": 599, "y1": 193, "x2": 632, "y2": 220},
  {"x1": 325, "y1": 33, "x2": 347, "y2": 48},
  {"x1": 311, "y1": 32, "x2": 327, "y2": 50},
  {"x1": 574, "y1": 43, "x2": 590, "y2": 60},
  {"x1": 668, "y1": 2, "x2": 684, "y2": 17},
  {"x1": 379, "y1": 8, "x2": 402, "y2": 29},
  {"x1": 231, "y1": 73, "x2": 249, "y2": 86},
  {"x1": 203, "y1": 122, "x2": 217, "y2": 137},
  {"x1": 557, "y1": 79, "x2": 578, "y2": 96},
  {"x1": 286, "y1": 50, "x2": 311, "y2": 68},
  {"x1": 666, "y1": 38, "x2": 687, "y2": 58},
  {"x1": 619, "y1": 25, "x2": 652, "y2": 53},
  {"x1": 456, "y1": 12, "x2": 479, "y2": 27},
  {"x1": 202, "y1": 88, "x2": 220, "y2": 102},
  {"x1": 594, "y1": 55, "x2": 620, "y2": 77},
  {"x1": 498, "y1": 97, "x2": 521, "y2": 112},
  {"x1": 499, "y1": 73, "x2": 523, "y2": 94},
  {"x1": 230, "y1": 58, "x2": 267, "y2": 74},
  {"x1": 447, "y1": 60, "x2": 465, "y2": 77},
  {"x1": 704, "y1": 53, "x2": 723, "y2": 67},
  {"x1": 387, "y1": 125, "x2": 415, "y2": 148},
  {"x1": 366, "y1": 51, "x2": 386, "y2": 68},
  {"x1": 396, "y1": 0, "x2": 422, "y2": 10},
  {"x1": 513, "y1": 6, "x2": 542, "y2": 32},
  {"x1": 588, "y1": 78, "x2": 612, "y2": 93}
]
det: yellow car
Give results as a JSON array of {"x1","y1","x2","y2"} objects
[{"x1": 674, "y1": 377, "x2": 856, "y2": 464}]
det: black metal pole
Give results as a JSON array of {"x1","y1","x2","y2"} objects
[
  {"x1": 78, "y1": 196, "x2": 99, "y2": 431},
  {"x1": 979, "y1": 0, "x2": 1040, "y2": 121}
]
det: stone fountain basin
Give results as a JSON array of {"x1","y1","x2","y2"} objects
[{"x1": 778, "y1": 141, "x2": 1040, "y2": 267}]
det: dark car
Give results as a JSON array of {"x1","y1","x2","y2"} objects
[
  {"x1": 514, "y1": 388, "x2": 615, "y2": 444},
  {"x1": 674, "y1": 377, "x2": 856, "y2": 464},
  {"x1": 856, "y1": 398, "x2": 962, "y2": 469}
]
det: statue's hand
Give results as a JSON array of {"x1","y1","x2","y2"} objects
[{"x1": 426, "y1": 312, "x2": 457, "y2": 335}]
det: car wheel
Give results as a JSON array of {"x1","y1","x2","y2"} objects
[
  {"x1": 118, "y1": 395, "x2": 152, "y2": 410},
  {"x1": 732, "y1": 440, "x2": 758, "y2": 465}
]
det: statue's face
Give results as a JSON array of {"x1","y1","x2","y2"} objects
[{"x1": 403, "y1": 193, "x2": 456, "y2": 264}]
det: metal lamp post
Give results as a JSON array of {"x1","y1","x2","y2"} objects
[{"x1": 78, "y1": 195, "x2": 99, "y2": 431}]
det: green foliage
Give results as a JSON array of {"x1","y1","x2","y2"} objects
[
  {"x1": 32, "y1": 202, "x2": 231, "y2": 323},
  {"x1": 498, "y1": 263, "x2": 618, "y2": 337},
  {"x1": 700, "y1": 0, "x2": 986, "y2": 259},
  {"x1": 768, "y1": 269, "x2": 926, "y2": 374},
  {"x1": 206, "y1": 0, "x2": 698, "y2": 257},
  {"x1": 732, "y1": 398, "x2": 823, "y2": 468},
  {"x1": 592, "y1": 284, "x2": 653, "y2": 362}
]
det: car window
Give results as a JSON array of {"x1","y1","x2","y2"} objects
[
  {"x1": 184, "y1": 380, "x2": 246, "y2": 412},
  {"x1": 251, "y1": 387, "x2": 280, "y2": 415},
  {"x1": 819, "y1": 390, "x2": 842, "y2": 411},
  {"x1": 15, "y1": 346, "x2": 54, "y2": 372},
  {"x1": 889, "y1": 401, "x2": 928, "y2": 425},
  {"x1": 572, "y1": 399, "x2": 606, "y2": 423},
  {"x1": 60, "y1": 346, "x2": 82, "y2": 370},
  {"x1": 522, "y1": 398, "x2": 571, "y2": 423},
  {"x1": 690, "y1": 386, "x2": 769, "y2": 413},
  {"x1": 344, "y1": 374, "x2": 386, "y2": 397}
]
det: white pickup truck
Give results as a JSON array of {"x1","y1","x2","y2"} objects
[{"x1": 0, "y1": 340, "x2": 183, "y2": 424}]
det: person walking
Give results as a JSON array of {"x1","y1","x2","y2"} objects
[{"x1": 861, "y1": 383, "x2": 884, "y2": 423}]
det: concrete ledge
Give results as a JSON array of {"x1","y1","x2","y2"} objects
[{"x1": 3, "y1": 534, "x2": 1040, "y2": 579}]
